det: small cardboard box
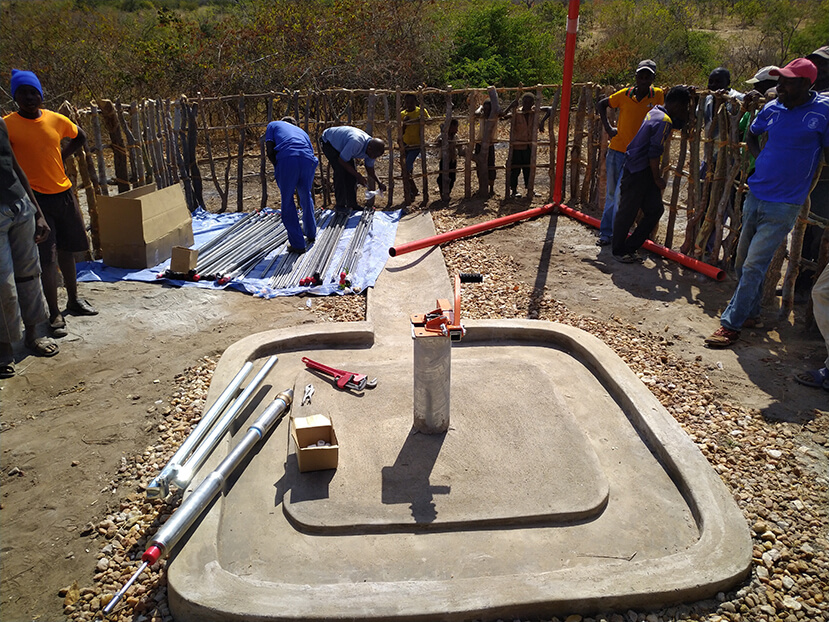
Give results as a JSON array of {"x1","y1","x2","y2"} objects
[
  {"x1": 170, "y1": 246, "x2": 198, "y2": 273},
  {"x1": 97, "y1": 184, "x2": 194, "y2": 269},
  {"x1": 291, "y1": 414, "x2": 339, "y2": 473}
]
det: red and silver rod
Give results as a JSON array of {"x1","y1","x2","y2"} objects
[{"x1": 103, "y1": 388, "x2": 294, "y2": 617}]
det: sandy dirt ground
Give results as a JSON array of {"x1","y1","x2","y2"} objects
[{"x1": 1, "y1": 190, "x2": 827, "y2": 621}]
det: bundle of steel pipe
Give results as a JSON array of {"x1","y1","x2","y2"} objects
[
  {"x1": 268, "y1": 212, "x2": 328, "y2": 289},
  {"x1": 301, "y1": 210, "x2": 350, "y2": 286},
  {"x1": 196, "y1": 211, "x2": 288, "y2": 280},
  {"x1": 268, "y1": 210, "x2": 351, "y2": 289},
  {"x1": 332, "y1": 209, "x2": 374, "y2": 281}
]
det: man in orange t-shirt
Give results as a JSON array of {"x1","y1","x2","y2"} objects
[
  {"x1": 4, "y1": 69, "x2": 96, "y2": 338},
  {"x1": 596, "y1": 60, "x2": 665, "y2": 246}
]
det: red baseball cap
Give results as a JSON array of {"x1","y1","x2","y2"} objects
[{"x1": 770, "y1": 58, "x2": 817, "y2": 84}]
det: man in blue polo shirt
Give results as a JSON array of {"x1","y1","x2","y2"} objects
[
  {"x1": 265, "y1": 118, "x2": 318, "y2": 253},
  {"x1": 320, "y1": 126, "x2": 386, "y2": 211},
  {"x1": 706, "y1": 58, "x2": 829, "y2": 347}
]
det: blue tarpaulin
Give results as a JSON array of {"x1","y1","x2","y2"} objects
[{"x1": 77, "y1": 208, "x2": 401, "y2": 297}]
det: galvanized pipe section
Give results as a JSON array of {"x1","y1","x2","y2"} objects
[
  {"x1": 412, "y1": 334, "x2": 451, "y2": 434},
  {"x1": 146, "y1": 361, "x2": 254, "y2": 500},
  {"x1": 103, "y1": 388, "x2": 293, "y2": 617},
  {"x1": 173, "y1": 355, "x2": 278, "y2": 488}
]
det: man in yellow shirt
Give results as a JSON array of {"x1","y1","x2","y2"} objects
[
  {"x1": 596, "y1": 59, "x2": 664, "y2": 246},
  {"x1": 401, "y1": 93, "x2": 429, "y2": 200},
  {"x1": 4, "y1": 70, "x2": 95, "y2": 338}
]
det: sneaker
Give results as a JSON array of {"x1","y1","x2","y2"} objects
[
  {"x1": 705, "y1": 326, "x2": 740, "y2": 348},
  {"x1": 512, "y1": 191, "x2": 522, "y2": 198},
  {"x1": 615, "y1": 253, "x2": 641, "y2": 264},
  {"x1": 596, "y1": 238, "x2": 612, "y2": 247}
]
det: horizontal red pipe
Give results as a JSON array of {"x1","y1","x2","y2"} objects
[
  {"x1": 389, "y1": 204, "x2": 554, "y2": 257},
  {"x1": 557, "y1": 203, "x2": 725, "y2": 281}
]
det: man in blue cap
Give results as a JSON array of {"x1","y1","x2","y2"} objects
[
  {"x1": 4, "y1": 69, "x2": 94, "y2": 339},
  {"x1": 265, "y1": 118, "x2": 318, "y2": 253}
]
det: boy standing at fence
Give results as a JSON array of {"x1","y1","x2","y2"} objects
[
  {"x1": 401, "y1": 93, "x2": 429, "y2": 201},
  {"x1": 474, "y1": 87, "x2": 501, "y2": 197},
  {"x1": 434, "y1": 119, "x2": 463, "y2": 197},
  {"x1": 265, "y1": 120, "x2": 318, "y2": 253},
  {"x1": 4, "y1": 69, "x2": 96, "y2": 340},
  {"x1": 706, "y1": 59, "x2": 829, "y2": 348},
  {"x1": 596, "y1": 60, "x2": 664, "y2": 247},
  {"x1": 611, "y1": 86, "x2": 691, "y2": 263},
  {"x1": 504, "y1": 93, "x2": 537, "y2": 199}
]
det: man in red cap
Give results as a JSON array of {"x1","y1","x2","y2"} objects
[{"x1": 706, "y1": 58, "x2": 829, "y2": 347}]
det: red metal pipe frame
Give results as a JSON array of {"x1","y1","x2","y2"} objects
[
  {"x1": 388, "y1": 0, "x2": 722, "y2": 281},
  {"x1": 389, "y1": 203, "x2": 555, "y2": 257},
  {"x1": 556, "y1": 204, "x2": 725, "y2": 281},
  {"x1": 553, "y1": 0, "x2": 581, "y2": 205}
]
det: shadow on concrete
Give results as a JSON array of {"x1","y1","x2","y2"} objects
[{"x1": 381, "y1": 430, "x2": 450, "y2": 524}]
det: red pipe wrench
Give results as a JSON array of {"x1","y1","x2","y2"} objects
[{"x1": 301, "y1": 357, "x2": 378, "y2": 391}]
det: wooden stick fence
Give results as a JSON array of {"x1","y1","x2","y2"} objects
[{"x1": 8, "y1": 84, "x2": 821, "y2": 322}]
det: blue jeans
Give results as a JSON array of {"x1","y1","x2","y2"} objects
[
  {"x1": 405, "y1": 147, "x2": 421, "y2": 172},
  {"x1": 720, "y1": 191, "x2": 801, "y2": 331},
  {"x1": 1, "y1": 196, "x2": 48, "y2": 344},
  {"x1": 599, "y1": 148, "x2": 625, "y2": 241},
  {"x1": 274, "y1": 154, "x2": 318, "y2": 250}
]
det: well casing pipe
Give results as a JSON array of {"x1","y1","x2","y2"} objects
[
  {"x1": 146, "y1": 360, "x2": 254, "y2": 499},
  {"x1": 173, "y1": 355, "x2": 278, "y2": 488}
]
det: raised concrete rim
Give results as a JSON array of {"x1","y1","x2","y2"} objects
[{"x1": 168, "y1": 317, "x2": 752, "y2": 621}]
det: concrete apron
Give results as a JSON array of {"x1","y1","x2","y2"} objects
[{"x1": 168, "y1": 211, "x2": 752, "y2": 621}]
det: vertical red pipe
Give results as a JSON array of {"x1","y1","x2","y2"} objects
[{"x1": 553, "y1": 0, "x2": 581, "y2": 205}]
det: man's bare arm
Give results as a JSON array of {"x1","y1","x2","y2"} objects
[{"x1": 62, "y1": 126, "x2": 87, "y2": 161}]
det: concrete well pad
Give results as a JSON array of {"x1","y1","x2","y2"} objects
[{"x1": 167, "y1": 320, "x2": 752, "y2": 622}]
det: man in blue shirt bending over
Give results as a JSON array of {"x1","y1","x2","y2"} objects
[
  {"x1": 265, "y1": 119, "x2": 318, "y2": 253},
  {"x1": 320, "y1": 126, "x2": 386, "y2": 212},
  {"x1": 612, "y1": 85, "x2": 691, "y2": 263},
  {"x1": 706, "y1": 58, "x2": 829, "y2": 348}
]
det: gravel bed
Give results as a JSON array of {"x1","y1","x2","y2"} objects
[{"x1": 60, "y1": 215, "x2": 827, "y2": 622}]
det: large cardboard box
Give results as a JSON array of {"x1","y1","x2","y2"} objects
[
  {"x1": 97, "y1": 184, "x2": 194, "y2": 269},
  {"x1": 291, "y1": 414, "x2": 339, "y2": 473}
]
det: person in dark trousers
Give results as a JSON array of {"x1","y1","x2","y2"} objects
[
  {"x1": 596, "y1": 59, "x2": 664, "y2": 245},
  {"x1": 504, "y1": 92, "x2": 538, "y2": 198},
  {"x1": 0, "y1": 116, "x2": 59, "y2": 376},
  {"x1": 706, "y1": 59, "x2": 829, "y2": 348},
  {"x1": 611, "y1": 86, "x2": 692, "y2": 263},
  {"x1": 4, "y1": 69, "x2": 95, "y2": 340},
  {"x1": 265, "y1": 120, "x2": 318, "y2": 253},
  {"x1": 434, "y1": 118, "x2": 463, "y2": 197},
  {"x1": 320, "y1": 126, "x2": 386, "y2": 211},
  {"x1": 400, "y1": 93, "x2": 429, "y2": 200}
]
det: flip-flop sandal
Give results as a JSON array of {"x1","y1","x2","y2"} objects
[
  {"x1": 50, "y1": 316, "x2": 68, "y2": 338},
  {"x1": 25, "y1": 336, "x2": 59, "y2": 357},
  {"x1": 0, "y1": 360, "x2": 14, "y2": 379},
  {"x1": 793, "y1": 367, "x2": 829, "y2": 388},
  {"x1": 66, "y1": 298, "x2": 98, "y2": 316}
]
